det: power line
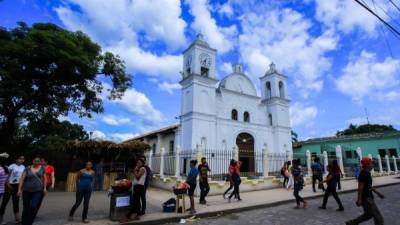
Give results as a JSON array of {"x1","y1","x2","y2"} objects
[
  {"x1": 369, "y1": 0, "x2": 400, "y2": 28},
  {"x1": 389, "y1": 0, "x2": 400, "y2": 13},
  {"x1": 370, "y1": 0, "x2": 395, "y2": 57},
  {"x1": 353, "y1": 0, "x2": 400, "y2": 39}
]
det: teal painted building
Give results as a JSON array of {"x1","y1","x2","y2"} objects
[{"x1": 293, "y1": 132, "x2": 400, "y2": 173}]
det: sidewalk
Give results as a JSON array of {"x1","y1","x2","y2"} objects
[{"x1": 7, "y1": 174, "x2": 399, "y2": 225}]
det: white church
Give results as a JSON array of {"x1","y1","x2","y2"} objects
[{"x1": 129, "y1": 34, "x2": 292, "y2": 174}]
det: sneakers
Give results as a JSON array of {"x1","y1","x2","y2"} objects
[{"x1": 336, "y1": 207, "x2": 344, "y2": 211}]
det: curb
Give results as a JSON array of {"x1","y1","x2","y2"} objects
[{"x1": 125, "y1": 181, "x2": 400, "y2": 225}]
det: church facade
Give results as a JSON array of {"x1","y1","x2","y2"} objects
[{"x1": 129, "y1": 34, "x2": 292, "y2": 169}]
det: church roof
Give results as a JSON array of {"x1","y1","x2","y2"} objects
[
  {"x1": 183, "y1": 33, "x2": 217, "y2": 53},
  {"x1": 218, "y1": 63, "x2": 258, "y2": 96},
  {"x1": 124, "y1": 124, "x2": 179, "y2": 142}
]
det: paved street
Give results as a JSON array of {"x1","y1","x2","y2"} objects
[{"x1": 170, "y1": 184, "x2": 400, "y2": 225}]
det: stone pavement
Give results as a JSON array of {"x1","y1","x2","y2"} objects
[
  {"x1": 2, "y1": 175, "x2": 399, "y2": 225},
  {"x1": 168, "y1": 184, "x2": 400, "y2": 225}
]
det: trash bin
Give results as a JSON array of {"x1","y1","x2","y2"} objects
[{"x1": 109, "y1": 192, "x2": 131, "y2": 221}]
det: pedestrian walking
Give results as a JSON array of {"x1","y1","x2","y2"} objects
[
  {"x1": 198, "y1": 157, "x2": 210, "y2": 204},
  {"x1": 281, "y1": 162, "x2": 289, "y2": 188},
  {"x1": 311, "y1": 157, "x2": 325, "y2": 192},
  {"x1": 41, "y1": 158, "x2": 55, "y2": 190},
  {"x1": 68, "y1": 161, "x2": 95, "y2": 223},
  {"x1": 319, "y1": 164, "x2": 344, "y2": 211},
  {"x1": 292, "y1": 159, "x2": 306, "y2": 209},
  {"x1": 223, "y1": 159, "x2": 235, "y2": 199},
  {"x1": 228, "y1": 161, "x2": 242, "y2": 202},
  {"x1": 333, "y1": 160, "x2": 343, "y2": 190},
  {"x1": 0, "y1": 155, "x2": 24, "y2": 224},
  {"x1": 186, "y1": 160, "x2": 198, "y2": 214},
  {"x1": 18, "y1": 156, "x2": 47, "y2": 225},
  {"x1": 123, "y1": 159, "x2": 147, "y2": 222},
  {"x1": 345, "y1": 157, "x2": 385, "y2": 225},
  {"x1": 0, "y1": 154, "x2": 10, "y2": 223},
  {"x1": 94, "y1": 158, "x2": 104, "y2": 191}
]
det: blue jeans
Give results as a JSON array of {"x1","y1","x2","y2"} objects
[
  {"x1": 293, "y1": 184, "x2": 304, "y2": 205},
  {"x1": 69, "y1": 188, "x2": 92, "y2": 220},
  {"x1": 22, "y1": 191, "x2": 43, "y2": 225}
]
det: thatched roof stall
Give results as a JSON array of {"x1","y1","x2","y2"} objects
[{"x1": 64, "y1": 139, "x2": 150, "y2": 173}]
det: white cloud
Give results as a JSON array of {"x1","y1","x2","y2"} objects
[
  {"x1": 217, "y1": 2, "x2": 234, "y2": 18},
  {"x1": 313, "y1": 0, "x2": 392, "y2": 35},
  {"x1": 238, "y1": 8, "x2": 338, "y2": 98},
  {"x1": 290, "y1": 102, "x2": 318, "y2": 128},
  {"x1": 185, "y1": 0, "x2": 237, "y2": 54},
  {"x1": 91, "y1": 130, "x2": 106, "y2": 139},
  {"x1": 158, "y1": 81, "x2": 180, "y2": 94},
  {"x1": 102, "y1": 114, "x2": 132, "y2": 126},
  {"x1": 220, "y1": 62, "x2": 232, "y2": 75},
  {"x1": 109, "y1": 132, "x2": 139, "y2": 142},
  {"x1": 55, "y1": 0, "x2": 186, "y2": 81},
  {"x1": 336, "y1": 51, "x2": 400, "y2": 102},
  {"x1": 112, "y1": 88, "x2": 164, "y2": 124}
]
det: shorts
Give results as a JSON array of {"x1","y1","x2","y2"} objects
[{"x1": 188, "y1": 183, "x2": 196, "y2": 196}]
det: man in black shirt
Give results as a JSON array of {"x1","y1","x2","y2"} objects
[
  {"x1": 198, "y1": 157, "x2": 211, "y2": 204},
  {"x1": 346, "y1": 157, "x2": 384, "y2": 225}
]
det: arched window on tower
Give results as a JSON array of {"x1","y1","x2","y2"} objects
[
  {"x1": 266, "y1": 81, "x2": 272, "y2": 99},
  {"x1": 268, "y1": 113, "x2": 273, "y2": 126},
  {"x1": 244, "y1": 111, "x2": 250, "y2": 122},
  {"x1": 279, "y1": 81, "x2": 285, "y2": 98},
  {"x1": 231, "y1": 109, "x2": 238, "y2": 120}
]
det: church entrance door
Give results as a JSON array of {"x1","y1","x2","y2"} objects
[{"x1": 236, "y1": 133, "x2": 255, "y2": 177}]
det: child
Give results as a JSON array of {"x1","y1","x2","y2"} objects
[{"x1": 186, "y1": 160, "x2": 198, "y2": 214}]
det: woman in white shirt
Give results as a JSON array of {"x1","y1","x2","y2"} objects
[{"x1": 0, "y1": 155, "x2": 25, "y2": 224}]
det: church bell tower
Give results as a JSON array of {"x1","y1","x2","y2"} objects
[{"x1": 179, "y1": 34, "x2": 218, "y2": 150}]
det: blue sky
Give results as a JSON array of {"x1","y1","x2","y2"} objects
[{"x1": 1, "y1": 0, "x2": 400, "y2": 141}]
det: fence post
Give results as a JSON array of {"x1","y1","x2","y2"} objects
[
  {"x1": 306, "y1": 150, "x2": 312, "y2": 177},
  {"x1": 263, "y1": 147, "x2": 269, "y2": 177},
  {"x1": 368, "y1": 154, "x2": 374, "y2": 174},
  {"x1": 175, "y1": 145, "x2": 181, "y2": 179},
  {"x1": 385, "y1": 155, "x2": 391, "y2": 174},
  {"x1": 160, "y1": 147, "x2": 165, "y2": 179},
  {"x1": 356, "y1": 147, "x2": 362, "y2": 162},
  {"x1": 147, "y1": 150, "x2": 153, "y2": 170},
  {"x1": 377, "y1": 154, "x2": 383, "y2": 175},
  {"x1": 196, "y1": 144, "x2": 203, "y2": 164},
  {"x1": 233, "y1": 146, "x2": 239, "y2": 162},
  {"x1": 323, "y1": 151, "x2": 329, "y2": 176},
  {"x1": 336, "y1": 145, "x2": 345, "y2": 177},
  {"x1": 393, "y1": 156, "x2": 398, "y2": 173}
]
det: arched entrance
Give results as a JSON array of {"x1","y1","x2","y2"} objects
[{"x1": 236, "y1": 133, "x2": 255, "y2": 176}]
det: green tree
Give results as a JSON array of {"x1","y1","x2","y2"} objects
[
  {"x1": 336, "y1": 123, "x2": 398, "y2": 136},
  {"x1": 18, "y1": 117, "x2": 89, "y2": 153},
  {"x1": 0, "y1": 22, "x2": 132, "y2": 151},
  {"x1": 291, "y1": 130, "x2": 298, "y2": 143}
]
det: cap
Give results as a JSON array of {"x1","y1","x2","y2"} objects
[{"x1": 361, "y1": 157, "x2": 372, "y2": 166}]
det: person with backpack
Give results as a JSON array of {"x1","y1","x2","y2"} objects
[
  {"x1": 223, "y1": 159, "x2": 236, "y2": 199},
  {"x1": 17, "y1": 156, "x2": 47, "y2": 225},
  {"x1": 311, "y1": 157, "x2": 325, "y2": 192},
  {"x1": 292, "y1": 159, "x2": 306, "y2": 209},
  {"x1": 319, "y1": 164, "x2": 344, "y2": 211},
  {"x1": 186, "y1": 160, "x2": 198, "y2": 214},
  {"x1": 345, "y1": 157, "x2": 385, "y2": 225},
  {"x1": 198, "y1": 157, "x2": 211, "y2": 204},
  {"x1": 281, "y1": 162, "x2": 289, "y2": 188},
  {"x1": 228, "y1": 161, "x2": 242, "y2": 202},
  {"x1": 138, "y1": 156, "x2": 152, "y2": 215}
]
